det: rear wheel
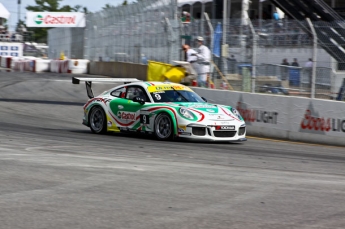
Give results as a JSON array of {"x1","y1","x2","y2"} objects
[
  {"x1": 154, "y1": 113, "x2": 173, "y2": 140},
  {"x1": 89, "y1": 106, "x2": 107, "y2": 134}
]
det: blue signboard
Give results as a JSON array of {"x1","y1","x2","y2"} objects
[
  {"x1": 10, "y1": 52, "x2": 18, "y2": 57},
  {"x1": 1, "y1": 46, "x2": 8, "y2": 50},
  {"x1": 11, "y1": 46, "x2": 19, "y2": 51}
]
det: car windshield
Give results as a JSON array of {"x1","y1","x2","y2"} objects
[{"x1": 150, "y1": 90, "x2": 205, "y2": 103}]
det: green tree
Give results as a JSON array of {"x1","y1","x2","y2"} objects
[
  {"x1": 122, "y1": 0, "x2": 128, "y2": 5},
  {"x1": 25, "y1": 0, "x2": 88, "y2": 42},
  {"x1": 102, "y1": 4, "x2": 113, "y2": 10}
]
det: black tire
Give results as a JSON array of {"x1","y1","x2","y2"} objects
[
  {"x1": 154, "y1": 112, "x2": 173, "y2": 140},
  {"x1": 89, "y1": 106, "x2": 107, "y2": 134}
]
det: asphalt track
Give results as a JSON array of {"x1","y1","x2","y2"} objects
[{"x1": 0, "y1": 71, "x2": 345, "y2": 229}]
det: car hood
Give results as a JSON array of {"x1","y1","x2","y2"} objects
[{"x1": 171, "y1": 102, "x2": 241, "y2": 122}]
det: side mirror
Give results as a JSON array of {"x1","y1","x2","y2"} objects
[
  {"x1": 201, "y1": 97, "x2": 207, "y2": 102},
  {"x1": 133, "y1": 96, "x2": 145, "y2": 105}
]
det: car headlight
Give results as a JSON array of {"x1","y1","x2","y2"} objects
[
  {"x1": 179, "y1": 107, "x2": 194, "y2": 119},
  {"x1": 231, "y1": 107, "x2": 243, "y2": 120}
]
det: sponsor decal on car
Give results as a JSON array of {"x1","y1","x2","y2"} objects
[
  {"x1": 219, "y1": 126, "x2": 235, "y2": 130},
  {"x1": 107, "y1": 121, "x2": 113, "y2": 127},
  {"x1": 117, "y1": 111, "x2": 136, "y2": 121},
  {"x1": 178, "y1": 125, "x2": 187, "y2": 132},
  {"x1": 147, "y1": 84, "x2": 193, "y2": 93}
]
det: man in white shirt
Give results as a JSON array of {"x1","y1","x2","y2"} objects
[
  {"x1": 193, "y1": 36, "x2": 211, "y2": 87},
  {"x1": 182, "y1": 44, "x2": 199, "y2": 79}
]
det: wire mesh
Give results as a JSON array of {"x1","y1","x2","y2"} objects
[
  {"x1": 182, "y1": 17, "x2": 338, "y2": 100},
  {"x1": 48, "y1": 0, "x2": 179, "y2": 64}
]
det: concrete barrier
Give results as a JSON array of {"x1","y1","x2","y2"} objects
[
  {"x1": 0, "y1": 56, "x2": 12, "y2": 68},
  {"x1": 89, "y1": 61, "x2": 147, "y2": 80},
  {"x1": 68, "y1": 59, "x2": 89, "y2": 74},
  {"x1": 192, "y1": 87, "x2": 345, "y2": 146},
  {"x1": 35, "y1": 59, "x2": 50, "y2": 72},
  {"x1": 51, "y1": 60, "x2": 69, "y2": 73}
]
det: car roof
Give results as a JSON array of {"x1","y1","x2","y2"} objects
[{"x1": 117, "y1": 81, "x2": 190, "y2": 90}]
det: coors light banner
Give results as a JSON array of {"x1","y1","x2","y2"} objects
[{"x1": 26, "y1": 12, "x2": 85, "y2": 27}]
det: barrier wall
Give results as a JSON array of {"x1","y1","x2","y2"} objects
[
  {"x1": 50, "y1": 60, "x2": 69, "y2": 73},
  {"x1": 89, "y1": 61, "x2": 147, "y2": 81},
  {"x1": 193, "y1": 88, "x2": 345, "y2": 146},
  {"x1": 0, "y1": 56, "x2": 12, "y2": 68},
  {"x1": 68, "y1": 59, "x2": 89, "y2": 74}
]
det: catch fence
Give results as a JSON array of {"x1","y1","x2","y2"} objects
[
  {"x1": 48, "y1": 0, "x2": 179, "y2": 64},
  {"x1": 181, "y1": 18, "x2": 338, "y2": 100},
  {"x1": 48, "y1": 4, "x2": 343, "y2": 101}
]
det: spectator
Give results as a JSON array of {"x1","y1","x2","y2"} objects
[
  {"x1": 193, "y1": 36, "x2": 211, "y2": 87},
  {"x1": 305, "y1": 58, "x2": 313, "y2": 68},
  {"x1": 291, "y1": 58, "x2": 299, "y2": 67},
  {"x1": 182, "y1": 44, "x2": 199, "y2": 78},
  {"x1": 273, "y1": 11, "x2": 280, "y2": 20}
]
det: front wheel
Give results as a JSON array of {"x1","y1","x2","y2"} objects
[
  {"x1": 154, "y1": 113, "x2": 173, "y2": 140},
  {"x1": 89, "y1": 106, "x2": 107, "y2": 134}
]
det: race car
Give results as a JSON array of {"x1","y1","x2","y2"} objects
[{"x1": 72, "y1": 77, "x2": 246, "y2": 142}]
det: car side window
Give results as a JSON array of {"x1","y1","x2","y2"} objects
[
  {"x1": 126, "y1": 86, "x2": 149, "y2": 102},
  {"x1": 110, "y1": 87, "x2": 126, "y2": 98}
]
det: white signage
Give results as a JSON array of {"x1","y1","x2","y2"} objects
[
  {"x1": 192, "y1": 87, "x2": 345, "y2": 146},
  {"x1": 0, "y1": 42, "x2": 23, "y2": 57},
  {"x1": 26, "y1": 12, "x2": 85, "y2": 27}
]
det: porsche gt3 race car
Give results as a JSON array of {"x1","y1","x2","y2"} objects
[{"x1": 72, "y1": 77, "x2": 246, "y2": 142}]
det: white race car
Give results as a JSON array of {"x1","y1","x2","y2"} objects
[{"x1": 73, "y1": 77, "x2": 246, "y2": 142}]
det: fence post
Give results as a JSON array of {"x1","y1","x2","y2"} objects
[
  {"x1": 306, "y1": 18, "x2": 317, "y2": 99},
  {"x1": 248, "y1": 18, "x2": 257, "y2": 93}
]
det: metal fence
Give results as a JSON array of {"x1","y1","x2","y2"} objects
[
  {"x1": 47, "y1": 4, "x2": 344, "y2": 100},
  {"x1": 49, "y1": 0, "x2": 179, "y2": 63},
  {"x1": 181, "y1": 18, "x2": 340, "y2": 100}
]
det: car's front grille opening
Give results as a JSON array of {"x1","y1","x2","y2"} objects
[
  {"x1": 207, "y1": 128, "x2": 212, "y2": 136},
  {"x1": 238, "y1": 127, "x2": 246, "y2": 136},
  {"x1": 192, "y1": 127, "x2": 206, "y2": 136},
  {"x1": 213, "y1": 131, "x2": 237, "y2": 138}
]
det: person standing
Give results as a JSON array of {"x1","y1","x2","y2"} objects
[
  {"x1": 193, "y1": 36, "x2": 211, "y2": 87},
  {"x1": 182, "y1": 44, "x2": 199, "y2": 78},
  {"x1": 291, "y1": 58, "x2": 299, "y2": 67}
]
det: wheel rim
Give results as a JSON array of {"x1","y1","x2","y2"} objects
[
  {"x1": 155, "y1": 114, "x2": 172, "y2": 139},
  {"x1": 90, "y1": 108, "x2": 104, "y2": 133}
]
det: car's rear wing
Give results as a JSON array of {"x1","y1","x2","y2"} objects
[{"x1": 72, "y1": 77, "x2": 140, "y2": 99}]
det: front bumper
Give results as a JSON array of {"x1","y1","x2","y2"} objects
[{"x1": 177, "y1": 123, "x2": 246, "y2": 142}]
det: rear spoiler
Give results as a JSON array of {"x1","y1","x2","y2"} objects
[{"x1": 72, "y1": 77, "x2": 140, "y2": 99}]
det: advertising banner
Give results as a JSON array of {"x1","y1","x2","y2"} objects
[
  {"x1": 0, "y1": 42, "x2": 23, "y2": 57},
  {"x1": 26, "y1": 12, "x2": 85, "y2": 27},
  {"x1": 192, "y1": 87, "x2": 345, "y2": 146}
]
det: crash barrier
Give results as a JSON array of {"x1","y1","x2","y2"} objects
[
  {"x1": 12, "y1": 57, "x2": 51, "y2": 73},
  {"x1": 50, "y1": 60, "x2": 69, "y2": 73},
  {"x1": 89, "y1": 61, "x2": 147, "y2": 81},
  {"x1": 51, "y1": 59, "x2": 89, "y2": 74},
  {"x1": 68, "y1": 59, "x2": 89, "y2": 74},
  {"x1": 192, "y1": 87, "x2": 345, "y2": 146},
  {"x1": 0, "y1": 56, "x2": 12, "y2": 69}
]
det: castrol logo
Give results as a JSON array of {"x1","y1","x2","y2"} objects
[
  {"x1": 117, "y1": 111, "x2": 136, "y2": 121},
  {"x1": 34, "y1": 14, "x2": 76, "y2": 25}
]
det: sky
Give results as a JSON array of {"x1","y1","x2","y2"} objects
[{"x1": 1, "y1": 0, "x2": 128, "y2": 30}]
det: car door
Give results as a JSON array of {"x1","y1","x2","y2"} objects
[{"x1": 109, "y1": 86, "x2": 150, "y2": 130}]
